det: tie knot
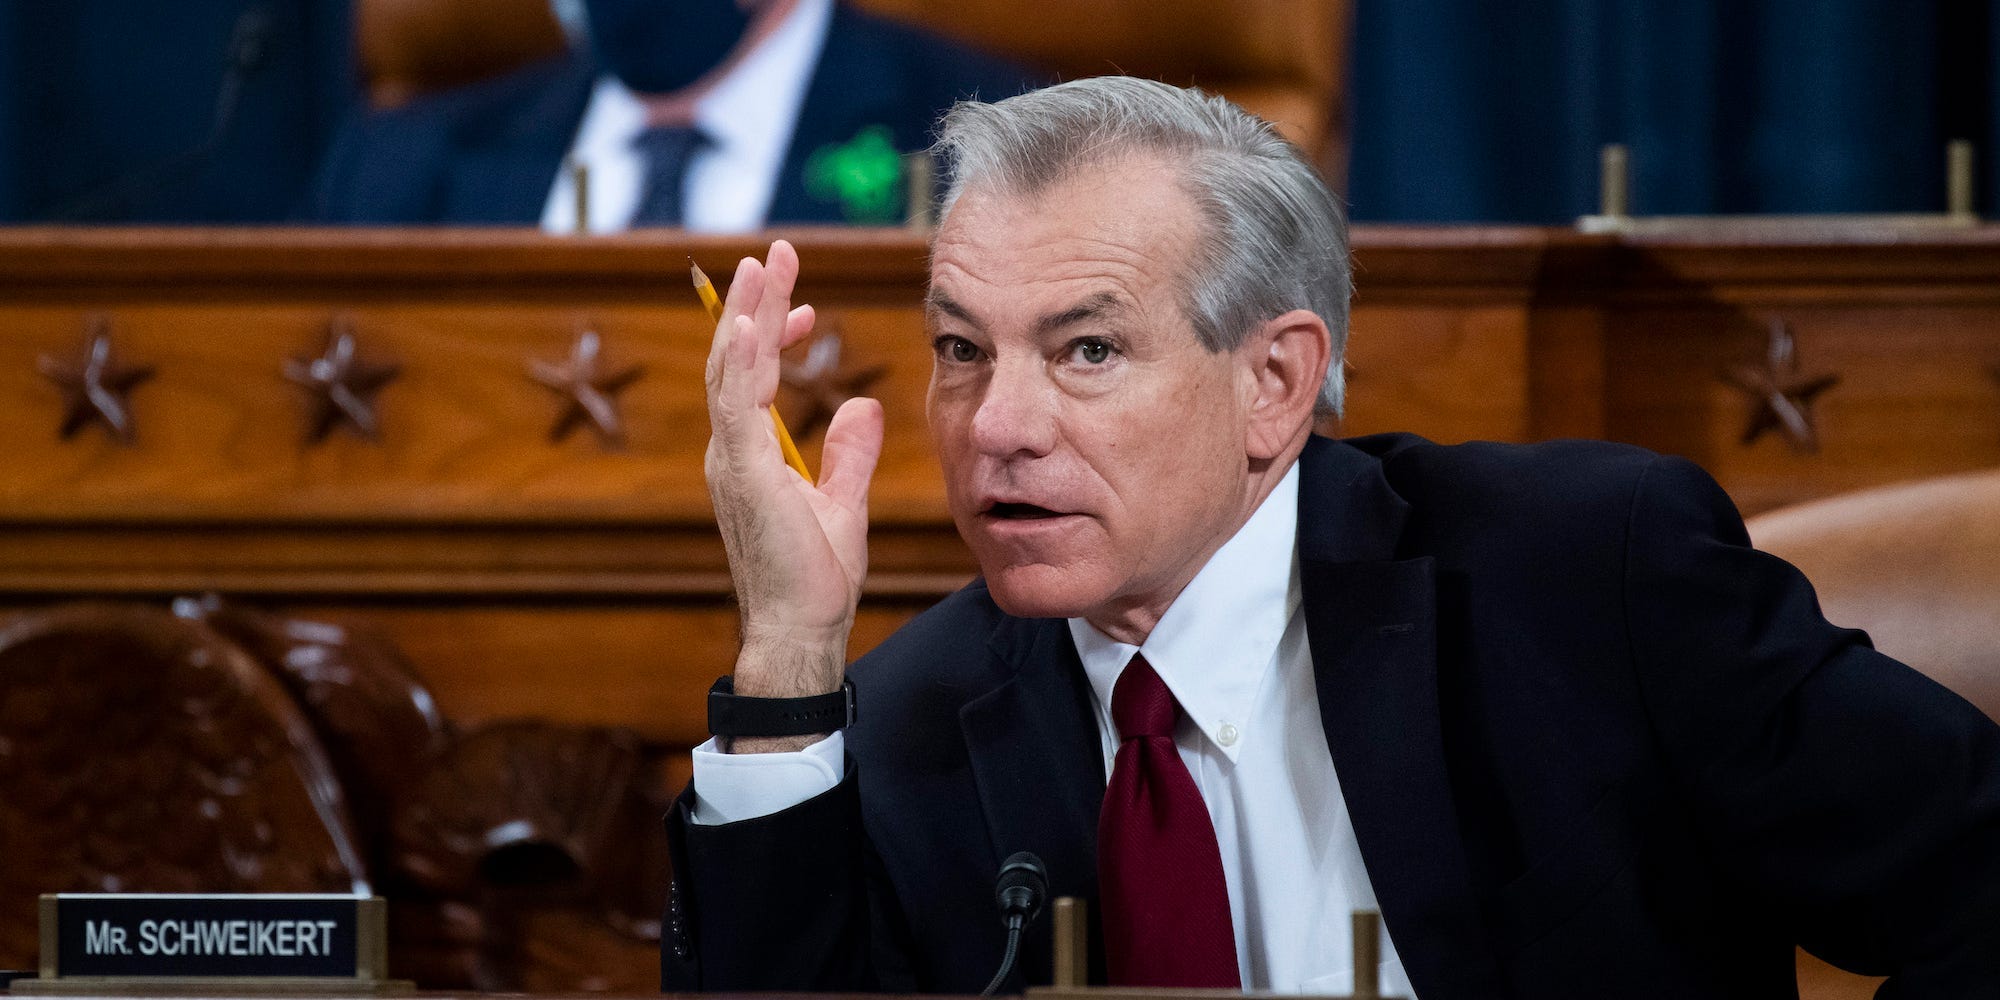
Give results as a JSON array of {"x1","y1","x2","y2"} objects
[
  {"x1": 627, "y1": 125, "x2": 712, "y2": 227},
  {"x1": 1111, "y1": 654, "x2": 1179, "y2": 740}
]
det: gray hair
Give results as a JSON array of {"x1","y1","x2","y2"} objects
[{"x1": 933, "y1": 76, "x2": 1351, "y2": 415}]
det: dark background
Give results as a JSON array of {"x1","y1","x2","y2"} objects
[
  {"x1": 0, "y1": 0, "x2": 352, "y2": 223},
  {"x1": 1, "y1": 0, "x2": 1993, "y2": 224}
]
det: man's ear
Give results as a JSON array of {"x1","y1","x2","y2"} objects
[{"x1": 1242, "y1": 309, "x2": 1332, "y2": 461}]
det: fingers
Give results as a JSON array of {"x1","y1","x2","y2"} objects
[
  {"x1": 721, "y1": 253, "x2": 761, "y2": 323},
  {"x1": 705, "y1": 240, "x2": 827, "y2": 482},
  {"x1": 783, "y1": 304, "x2": 816, "y2": 350},
  {"x1": 817, "y1": 396, "x2": 885, "y2": 513},
  {"x1": 707, "y1": 242, "x2": 813, "y2": 403},
  {"x1": 753, "y1": 240, "x2": 800, "y2": 365},
  {"x1": 706, "y1": 255, "x2": 762, "y2": 392},
  {"x1": 714, "y1": 315, "x2": 766, "y2": 427}
]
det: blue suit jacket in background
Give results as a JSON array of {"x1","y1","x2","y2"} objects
[{"x1": 309, "y1": 4, "x2": 1034, "y2": 225}]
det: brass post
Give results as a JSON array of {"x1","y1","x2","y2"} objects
[
  {"x1": 39, "y1": 895, "x2": 57, "y2": 979},
  {"x1": 1599, "y1": 144, "x2": 1630, "y2": 219},
  {"x1": 357, "y1": 896, "x2": 388, "y2": 981},
  {"x1": 1351, "y1": 909, "x2": 1381, "y2": 999},
  {"x1": 570, "y1": 158, "x2": 592, "y2": 234},
  {"x1": 905, "y1": 152, "x2": 935, "y2": 230},
  {"x1": 1052, "y1": 896, "x2": 1088, "y2": 989},
  {"x1": 1947, "y1": 139, "x2": 1976, "y2": 221}
]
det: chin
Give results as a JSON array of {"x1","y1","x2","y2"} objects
[{"x1": 980, "y1": 563, "x2": 1110, "y2": 622}]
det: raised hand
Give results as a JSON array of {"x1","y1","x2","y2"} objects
[{"x1": 704, "y1": 240, "x2": 885, "y2": 745}]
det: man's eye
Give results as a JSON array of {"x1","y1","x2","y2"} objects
[
  {"x1": 1074, "y1": 338, "x2": 1113, "y2": 364},
  {"x1": 936, "y1": 336, "x2": 980, "y2": 363}
]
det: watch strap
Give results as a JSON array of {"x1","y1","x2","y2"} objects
[{"x1": 707, "y1": 675, "x2": 856, "y2": 738}]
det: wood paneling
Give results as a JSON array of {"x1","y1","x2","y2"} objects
[{"x1": 4, "y1": 220, "x2": 1998, "y2": 761}]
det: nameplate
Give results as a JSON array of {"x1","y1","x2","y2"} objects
[{"x1": 35, "y1": 894, "x2": 388, "y2": 984}]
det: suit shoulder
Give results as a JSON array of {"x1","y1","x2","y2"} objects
[
  {"x1": 312, "y1": 54, "x2": 591, "y2": 222},
  {"x1": 1341, "y1": 433, "x2": 1697, "y2": 555},
  {"x1": 1354, "y1": 433, "x2": 1664, "y2": 512}
]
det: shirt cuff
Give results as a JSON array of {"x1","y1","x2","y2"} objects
[{"x1": 688, "y1": 731, "x2": 845, "y2": 825}]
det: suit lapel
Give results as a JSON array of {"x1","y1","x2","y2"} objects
[
  {"x1": 956, "y1": 616, "x2": 1112, "y2": 984},
  {"x1": 959, "y1": 614, "x2": 1105, "y2": 896},
  {"x1": 1297, "y1": 437, "x2": 1504, "y2": 999},
  {"x1": 959, "y1": 613, "x2": 1106, "y2": 981}
]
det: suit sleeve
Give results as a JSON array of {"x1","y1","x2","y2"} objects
[
  {"x1": 1621, "y1": 456, "x2": 2000, "y2": 996},
  {"x1": 662, "y1": 767, "x2": 919, "y2": 992}
]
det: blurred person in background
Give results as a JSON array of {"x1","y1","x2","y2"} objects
[{"x1": 310, "y1": 0, "x2": 1035, "y2": 230}]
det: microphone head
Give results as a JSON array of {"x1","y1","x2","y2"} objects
[{"x1": 993, "y1": 851, "x2": 1048, "y2": 925}]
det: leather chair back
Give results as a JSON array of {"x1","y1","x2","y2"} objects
[
  {"x1": 852, "y1": 0, "x2": 1348, "y2": 160},
  {"x1": 1749, "y1": 468, "x2": 2000, "y2": 722},
  {"x1": 357, "y1": 0, "x2": 569, "y2": 110},
  {"x1": 0, "y1": 604, "x2": 369, "y2": 970}
]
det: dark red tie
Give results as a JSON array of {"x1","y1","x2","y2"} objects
[{"x1": 1097, "y1": 654, "x2": 1241, "y2": 988}]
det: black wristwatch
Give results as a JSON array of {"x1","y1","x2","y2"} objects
[{"x1": 707, "y1": 676, "x2": 856, "y2": 738}]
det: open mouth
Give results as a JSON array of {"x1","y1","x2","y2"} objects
[{"x1": 986, "y1": 502, "x2": 1067, "y2": 520}]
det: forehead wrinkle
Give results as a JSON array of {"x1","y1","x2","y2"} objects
[{"x1": 930, "y1": 156, "x2": 1206, "y2": 337}]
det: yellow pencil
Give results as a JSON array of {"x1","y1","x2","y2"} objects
[{"x1": 692, "y1": 259, "x2": 813, "y2": 482}]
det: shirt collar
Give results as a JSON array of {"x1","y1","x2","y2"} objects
[{"x1": 1069, "y1": 461, "x2": 1303, "y2": 763}]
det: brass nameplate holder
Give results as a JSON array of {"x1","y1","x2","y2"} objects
[
  {"x1": 14, "y1": 894, "x2": 411, "y2": 996},
  {"x1": 1029, "y1": 899, "x2": 1407, "y2": 1000}
]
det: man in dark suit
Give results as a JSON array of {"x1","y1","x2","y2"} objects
[
  {"x1": 673, "y1": 76, "x2": 2000, "y2": 998},
  {"x1": 310, "y1": 0, "x2": 1032, "y2": 228}
]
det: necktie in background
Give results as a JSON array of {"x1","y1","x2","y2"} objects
[
  {"x1": 1097, "y1": 654, "x2": 1241, "y2": 988},
  {"x1": 628, "y1": 125, "x2": 710, "y2": 227}
]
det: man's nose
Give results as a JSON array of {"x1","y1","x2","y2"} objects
[{"x1": 968, "y1": 359, "x2": 1058, "y2": 459}]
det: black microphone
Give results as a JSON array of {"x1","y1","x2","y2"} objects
[
  {"x1": 45, "y1": 3, "x2": 274, "y2": 221},
  {"x1": 981, "y1": 852, "x2": 1048, "y2": 997}
]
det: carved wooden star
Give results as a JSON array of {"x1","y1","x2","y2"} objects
[
  {"x1": 528, "y1": 326, "x2": 645, "y2": 447},
  {"x1": 779, "y1": 331, "x2": 888, "y2": 440},
  {"x1": 1719, "y1": 318, "x2": 1840, "y2": 454},
  {"x1": 283, "y1": 320, "x2": 400, "y2": 444},
  {"x1": 37, "y1": 318, "x2": 154, "y2": 444}
]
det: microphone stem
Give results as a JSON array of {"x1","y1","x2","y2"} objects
[{"x1": 980, "y1": 917, "x2": 1025, "y2": 997}]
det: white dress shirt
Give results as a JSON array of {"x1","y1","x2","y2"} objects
[
  {"x1": 539, "y1": 0, "x2": 833, "y2": 234},
  {"x1": 690, "y1": 462, "x2": 1414, "y2": 995}
]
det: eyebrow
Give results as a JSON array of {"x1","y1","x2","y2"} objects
[
  {"x1": 923, "y1": 289, "x2": 1128, "y2": 337},
  {"x1": 1033, "y1": 292, "x2": 1125, "y2": 336},
  {"x1": 924, "y1": 290, "x2": 978, "y2": 329}
]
